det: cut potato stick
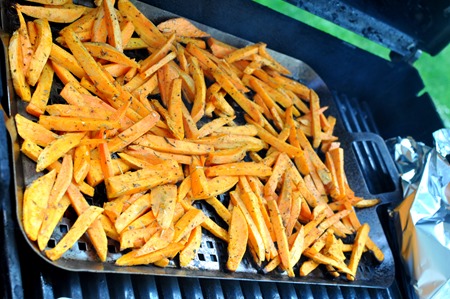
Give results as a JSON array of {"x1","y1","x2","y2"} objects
[
  {"x1": 8, "y1": 30, "x2": 31, "y2": 101},
  {"x1": 134, "y1": 134, "x2": 214, "y2": 155},
  {"x1": 45, "y1": 104, "x2": 112, "y2": 120},
  {"x1": 189, "y1": 56, "x2": 206, "y2": 122},
  {"x1": 173, "y1": 208, "x2": 206, "y2": 243},
  {"x1": 207, "y1": 147, "x2": 247, "y2": 165},
  {"x1": 227, "y1": 206, "x2": 248, "y2": 271},
  {"x1": 37, "y1": 154, "x2": 73, "y2": 250},
  {"x1": 168, "y1": 78, "x2": 184, "y2": 139},
  {"x1": 115, "y1": 193, "x2": 151, "y2": 233},
  {"x1": 36, "y1": 132, "x2": 85, "y2": 172},
  {"x1": 39, "y1": 116, "x2": 120, "y2": 132},
  {"x1": 26, "y1": 18, "x2": 52, "y2": 86},
  {"x1": 103, "y1": 0, "x2": 122, "y2": 51},
  {"x1": 46, "y1": 206, "x2": 103, "y2": 261},
  {"x1": 73, "y1": 144, "x2": 90, "y2": 183},
  {"x1": 125, "y1": 145, "x2": 192, "y2": 165},
  {"x1": 49, "y1": 43, "x2": 86, "y2": 79},
  {"x1": 267, "y1": 199, "x2": 292, "y2": 274},
  {"x1": 346, "y1": 223, "x2": 370, "y2": 280},
  {"x1": 107, "y1": 111, "x2": 160, "y2": 153},
  {"x1": 201, "y1": 217, "x2": 229, "y2": 242},
  {"x1": 15, "y1": 114, "x2": 58, "y2": 147},
  {"x1": 22, "y1": 170, "x2": 56, "y2": 241},
  {"x1": 150, "y1": 184, "x2": 177, "y2": 229},
  {"x1": 116, "y1": 242, "x2": 183, "y2": 266},
  {"x1": 205, "y1": 162, "x2": 272, "y2": 177},
  {"x1": 66, "y1": 183, "x2": 108, "y2": 261},
  {"x1": 84, "y1": 42, "x2": 138, "y2": 67},
  {"x1": 16, "y1": 4, "x2": 87, "y2": 24},
  {"x1": 179, "y1": 225, "x2": 202, "y2": 267}
]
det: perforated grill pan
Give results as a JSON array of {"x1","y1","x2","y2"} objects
[{"x1": 3, "y1": 0, "x2": 397, "y2": 288}]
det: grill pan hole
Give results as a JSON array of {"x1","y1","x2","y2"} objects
[
  {"x1": 59, "y1": 224, "x2": 68, "y2": 234},
  {"x1": 47, "y1": 239, "x2": 56, "y2": 248},
  {"x1": 78, "y1": 242, "x2": 87, "y2": 251},
  {"x1": 108, "y1": 244, "x2": 117, "y2": 253}
]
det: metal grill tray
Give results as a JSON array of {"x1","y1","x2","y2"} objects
[{"x1": 5, "y1": 0, "x2": 398, "y2": 288}]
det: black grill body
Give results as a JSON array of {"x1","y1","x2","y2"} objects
[{"x1": 1, "y1": 0, "x2": 448, "y2": 298}]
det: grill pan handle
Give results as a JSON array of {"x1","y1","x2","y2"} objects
[{"x1": 340, "y1": 131, "x2": 402, "y2": 204}]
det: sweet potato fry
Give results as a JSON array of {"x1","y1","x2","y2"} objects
[
  {"x1": 26, "y1": 61, "x2": 53, "y2": 116},
  {"x1": 37, "y1": 155, "x2": 73, "y2": 250},
  {"x1": 188, "y1": 56, "x2": 206, "y2": 122},
  {"x1": 173, "y1": 208, "x2": 206, "y2": 243},
  {"x1": 22, "y1": 170, "x2": 56, "y2": 241},
  {"x1": 230, "y1": 191, "x2": 265, "y2": 263},
  {"x1": 115, "y1": 193, "x2": 151, "y2": 233},
  {"x1": 17, "y1": 4, "x2": 87, "y2": 24},
  {"x1": 46, "y1": 206, "x2": 103, "y2": 261},
  {"x1": 49, "y1": 43, "x2": 86, "y2": 79},
  {"x1": 117, "y1": 0, "x2": 166, "y2": 48},
  {"x1": 107, "y1": 111, "x2": 160, "y2": 153},
  {"x1": 192, "y1": 176, "x2": 239, "y2": 200},
  {"x1": 206, "y1": 147, "x2": 247, "y2": 165},
  {"x1": 347, "y1": 223, "x2": 370, "y2": 280},
  {"x1": 205, "y1": 162, "x2": 271, "y2": 177},
  {"x1": 15, "y1": 114, "x2": 58, "y2": 147},
  {"x1": 105, "y1": 160, "x2": 182, "y2": 198},
  {"x1": 190, "y1": 156, "x2": 209, "y2": 199},
  {"x1": 168, "y1": 78, "x2": 184, "y2": 140},
  {"x1": 39, "y1": 116, "x2": 120, "y2": 132},
  {"x1": 150, "y1": 184, "x2": 177, "y2": 229},
  {"x1": 134, "y1": 134, "x2": 213, "y2": 156},
  {"x1": 36, "y1": 132, "x2": 85, "y2": 172},
  {"x1": 179, "y1": 225, "x2": 202, "y2": 267},
  {"x1": 116, "y1": 242, "x2": 183, "y2": 266},
  {"x1": 201, "y1": 217, "x2": 229, "y2": 242},
  {"x1": 103, "y1": 0, "x2": 123, "y2": 51},
  {"x1": 227, "y1": 205, "x2": 248, "y2": 271},
  {"x1": 26, "y1": 18, "x2": 52, "y2": 86},
  {"x1": 84, "y1": 42, "x2": 138, "y2": 68},
  {"x1": 267, "y1": 199, "x2": 292, "y2": 273},
  {"x1": 8, "y1": 30, "x2": 31, "y2": 101}
]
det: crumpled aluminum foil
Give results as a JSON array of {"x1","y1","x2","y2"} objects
[{"x1": 387, "y1": 129, "x2": 450, "y2": 299}]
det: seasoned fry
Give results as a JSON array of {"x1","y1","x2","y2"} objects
[
  {"x1": 227, "y1": 206, "x2": 248, "y2": 271},
  {"x1": 26, "y1": 18, "x2": 52, "y2": 86},
  {"x1": 16, "y1": 4, "x2": 87, "y2": 24},
  {"x1": 22, "y1": 170, "x2": 56, "y2": 241},
  {"x1": 46, "y1": 206, "x2": 104, "y2": 261},
  {"x1": 36, "y1": 132, "x2": 85, "y2": 172},
  {"x1": 179, "y1": 226, "x2": 202, "y2": 267},
  {"x1": 8, "y1": 30, "x2": 31, "y2": 101}
]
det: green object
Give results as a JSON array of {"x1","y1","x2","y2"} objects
[{"x1": 253, "y1": 0, "x2": 450, "y2": 128}]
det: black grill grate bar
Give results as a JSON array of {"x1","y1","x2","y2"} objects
[
  {"x1": 178, "y1": 277, "x2": 203, "y2": 299},
  {"x1": 333, "y1": 92, "x2": 379, "y2": 134},
  {"x1": 107, "y1": 273, "x2": 135, "y2": 299},
  {"x1": 80, "y1": 273, "x2": 110, "y2": 299},
  {"x1": 333, "y1": 91, "x2": 395, "y2": 194},
  {"x1": 200, "y1": 278, "x2": 225, "y2": 299},
  {"x1": 131, "y1": 275, "x2": 159, "y2": 299},
  {"x1": 156, "y1": 276, "x2": 182, "y2": 299},
  {"x1": 240, "y1": 281, "x2": 264, "y2": 299}
]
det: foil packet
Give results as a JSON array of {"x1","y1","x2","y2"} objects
[{"x1": 387, "y1": 129, "x2": 450, "y2": 299}]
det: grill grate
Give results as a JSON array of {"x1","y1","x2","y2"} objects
[{"x1": 334, "y1": 92, "x2": 396, "y2": 195}]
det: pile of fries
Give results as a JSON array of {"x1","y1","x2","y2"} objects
[{"x1": 10, "y1": 0, "x2": 384, "y2": 280}]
